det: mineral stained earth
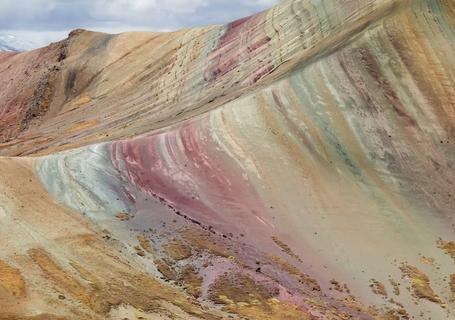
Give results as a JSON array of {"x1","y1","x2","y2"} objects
[{"x1": 0, "y1": 0, "x2": 454, "y2": 319}]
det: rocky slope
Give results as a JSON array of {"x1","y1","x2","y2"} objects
[{"x1": 0, "y1": 0, "x2": 454, "y2": 319}]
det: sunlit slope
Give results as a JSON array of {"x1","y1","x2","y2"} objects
[
  {"x1": 0, "y1": 0, "x2": 454, "y2": 319},
  {"x1": 2, "y1": 0, "x2": 410, "y2": 156}
]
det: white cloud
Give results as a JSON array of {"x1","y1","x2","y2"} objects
[
  {"x1": 244, "y1": 0, "x2": 279, "y2": 6},
  {"x1": 0, "y1": 0, "x2": 279, "y2": 48},
  {"x1": 91, "y1": 0, "x2": 210, "y2": 21}
]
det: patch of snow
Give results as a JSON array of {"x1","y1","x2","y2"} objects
[{"x1": 0, "y1": 34, "x2": 37, "y2": 52}]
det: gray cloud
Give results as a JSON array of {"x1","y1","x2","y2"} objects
[{"x1": 0, "y1": 0, "x2": 279, "y2": 47}]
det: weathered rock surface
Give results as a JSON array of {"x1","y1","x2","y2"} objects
[{"x1": 0, "y1": 0, "x2": 454, "y2": 319}]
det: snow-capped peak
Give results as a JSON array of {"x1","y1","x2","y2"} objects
[{"x1": 0, "y1": 34, "x2": 36, "y2": 52}]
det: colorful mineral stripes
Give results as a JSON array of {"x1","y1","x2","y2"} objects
[{"x1": 0, "y1": 0, "x2": 454, "y2": 318}]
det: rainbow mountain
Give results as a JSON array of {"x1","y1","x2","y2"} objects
[{"x1": 0, "y1": 0, "x2": 454, "y2": 319}]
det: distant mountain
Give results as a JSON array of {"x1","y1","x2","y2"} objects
[{"x1": 0, "y1": 34, "x2": 35, "y2": 51}]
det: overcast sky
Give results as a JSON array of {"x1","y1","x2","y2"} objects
[{"x1": 0, "y1": 0, "x2": 279, "y2": 48}]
